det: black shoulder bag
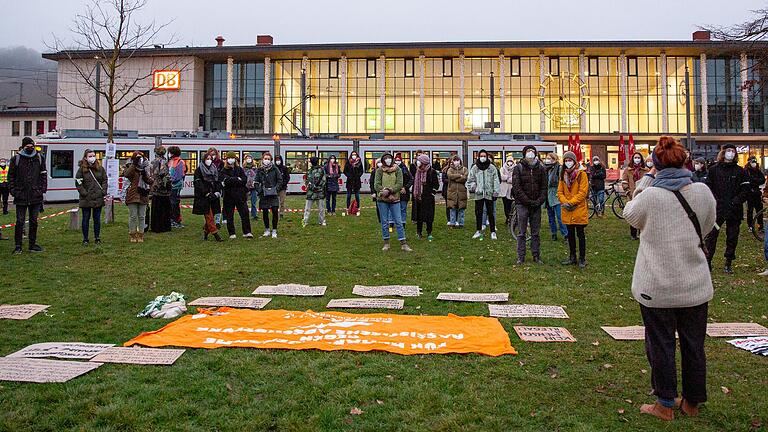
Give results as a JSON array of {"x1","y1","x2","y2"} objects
[{"x1": 671, "y1": 190, "x2": 708, "y2": 255}]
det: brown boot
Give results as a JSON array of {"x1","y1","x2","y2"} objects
[
  {"x1": 129, "y1": 232, "x2": 138, "y2": 243},
  {"x1": 137, "y1": 232, "x2": 144, "y2": 243},
  {"x1": 675, "y1": 398, "x2": 700, "y2": 417},
  {"x1": 640, "y1": 402, "x2": 674, "y2": 421}
]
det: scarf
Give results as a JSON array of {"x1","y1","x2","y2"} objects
[
  {"x1": 564, "y1": 166, "x2": 579, "y2": 188},
  {"x1": 651, "y1": 167, "x2": 692, "y2": 191},
  {"x1": 413, "y1": 155, "x2": 431, "y2": 201},
  {"x1": 380, "y1": 163, "x2": 397, "y2": 174},
  {"x1": 200, "y1": 161, "x2": 219, "y2": 182},
  {"x1": 326, "y1": 161, "x2": 339, "y2": 176},
  {"x1": 632, "y1": 164, "x2": 644, "y2": 181}
]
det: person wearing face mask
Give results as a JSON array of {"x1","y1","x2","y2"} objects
[
  {"x1": 167, "y1": 146, "x2": 187, "y2": 228},
  {"x1": 544, "y1": 153, "x2": 568, "y2": 241},
  {"x1": 409, "y1": 150, "x2": 425, "y2": 224},
  {"x1": 744, "y1": 156, "x2": 765, "y2": 234},
  {"x1": 558, "y1": 152, "x2": 590, "y2": 268},
  {"x1": 467, "y1": 149, "x2": 501, "y2": 241},
  {"x1": 75, "y1": 149, "x2": 107, "y2": 246},
  {"x1": 324, "y1": 155, "x2": 341, "y2": 215},
  {"x1": 691, "y1": 158, "x2": 708, "y2": 183},
  {"x1": 192, "y1": 150, "x2": 223, "y2": 242},
  {"x1": 510, "y1": 145, "x2": 547, "y2": 262},
  {"x1": 446, "y1": 155, "x2": 468, "y2": 227},
  {"x1": 303, "y1": 157, "x2": 328, "y2": 227},
  {"x1": 370, "y1": 158, "x2": 383, "y2": 223},
  {"x1": 394, "y1": 153, "x2": 413, "y2": 226},
  {"x1": 589, "y1": 156, "x2": 607, "y2": 217},
  {"x1": 374, "y1": 153, "x2": 412, "y2": 251},
  {"x1": 761, "y1": 185, "x2": 768, "y2": 277},
  {"x1": 0, "y1": 158, "x2": 9, "y2": 216},
  {"x1": 242, "y1": 154, "x2": 259, "y2": 219},
  {"x1": 622, "y1": 152, "x2": 650, "y2": 240},
  {"x1": 256, "y1": 152, "x2": 282, "y2": 237},
  {"x1": 343, "y1": 152, "x2": 364, "y2": 215},
  {"x1": 273, "y1": 155, "x2": 290, "y2": 218},
  {"x1": 220, "y1": 152, "x2": 253, "y2": 239},
  {"x1": 8, "y1": 137, "x2": 47, "y2": 253},
  {"x1": 412, "y1": 154, "x2": 440, "y2": 241},
  {"x1": 499, "y1": 155, "x2": 516, "y2": 226},
  {"x1": 123, "y1": 151, "x2": 153, "y2": 243},
  {"x1": 148, "y1": 145, "x2": 172, "y2": 234},
  {"x1": 704, "y1": 143, "x2": 751, "y2": 274}
]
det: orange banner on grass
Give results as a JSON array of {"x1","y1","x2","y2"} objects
[{"x1": 125, "y1": 308, "x2": 516, "y2": 356}]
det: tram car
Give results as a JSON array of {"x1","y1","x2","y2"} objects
[{"x1": 35, "y1": 132, "x2": 556, "y2": 202}]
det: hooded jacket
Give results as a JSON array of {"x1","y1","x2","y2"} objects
[
  {"x1": 510, "y1": 145, "x2": 547, "y2": 207},
  {"x1": 374, "y1": 154, "x2": 403, "y2": 203},
  {"x1": 467, "y1": 155, "x2": 501, "y2": 201},
  {"x1": 499, "y1": 159, "x2": 516, "y2": 199}
]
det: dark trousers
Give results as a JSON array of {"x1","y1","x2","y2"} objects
[
  {"x1": 169, "y1": 189, "x2": 182, "y2": 223},
  {"x1": 224, "y1": 199, "x2": 252, "y2": 236},
  {"x1": 502, "y1": 197, "x2": 514, "y2": 222},
  {"x1": 262, "y1": 206, "x2": 279, "y2": 230},
  {"x1": 516, "y1": 204, "x2": 542, "y2": 260},
  {"x1": 80, "y1": 207, "x2": 102, "y2": 241},
  {"x1": 630, "y1": 225, "x2": 639, "y2": 239},
  {"x1": 346, "y1": 189, "x2": 360, "y2": 208},
  {"x1": 15, "y1": 204, "x2": 40, "y2": 247},
  {"x1": 747, "y1": 197, "x2": 764, "y2": 230},
  {"x1": 640, "y1": 302, "x2": 708, "y2": 405},
  {"x1": 566, "y1": 224, "x2": 586, "y2": 259},
  {"x1": 474, "y1": 199, "x2": 496, "y2": 232},
  {"x1": 326, "y1": 192, "x2": 338, "y2": 213},
  {"x1": 150, "y1": 195, "x2": 172, "y2": 233},
  {"x1": 704, "y1": 217, "x2": 740, "y2": 263},
  {"x1": 0, "y1": 186, "x2": 8, "y2": 214}
]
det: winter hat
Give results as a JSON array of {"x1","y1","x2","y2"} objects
[
  {"x1": 154, "y1": 145, "x2": 166, "y2": 156},
  {"x1": 225, "y1": 151, "x2": 238, "y2": 159},
  {"x1": 394, "y1": 153, "x2": 403, "y2": 162},
  {"x1": 21, "y1": 136, "x2": 35, "y2": 146},
  {"x1": 563, "y1": 151, "x2": 577, "y2": 163},
  {"x1": 417, "y1": 154, "x2": 430, "y2": 166},
  {"x1": 310, "y1": 156, "x2": 320, "y2": 167},
  {"x1": 522, "y1": 145, "x2": 538, "y2": 156},
  {"x1": 693, "y1": 157, "x2": 706, "y2": 164}
]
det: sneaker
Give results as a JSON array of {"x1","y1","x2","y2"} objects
[
  {"x1": 321, "y1": 221, "x2": 327, "y2": 226},
  {"x1": 578, "y1": 258, "x2": 587, "y2": 268},
  {"x1": 482, "y1": 224, "x2": 487, "y2": 231},
  {"x1": 533, "y1": 256, "x2": 543, "y2": 264},
  {"x1": 490, "y1": 232, "x2": 497, "y2": 240},
  {"x1": 758, "y1": 269, "x2": 768, "y2": 276},
  {"x1": 400, "y1": 241, "x2": 412, "y2": 252},
  {"x1": 302, "y1": 220, "x2": 308, "y2": 228},
  {"x1": 427, "y1": 235, "x2": 434, "y2": 242},
  {"x1": 472, "y1": 231, "x2": 482, "y2": 239},
  {"x1": 95, "y1": 239, "x2": 101, "y2": 245},
  {"x1": 82, "y1": 240, "x2": 89, "y2": 246},
  {"x1": 244, "y1": 233, "x2": 254, "y2": 239},
  {"x1": 263, "y1": 230, "x2": 271, "y2": 237},
  {"x1": 382, "y1": 240, "x2": 390, "y2": 251},
  {"x1": 561, "y1": 257, "x2": 577, "y2": 266},
  {"x1": 12, "y1": 246, "x2": 22, "y2": 255},
  {"x1": 29, "y1": 244, "x2": 44, "y2": 253},
  {"x1": 229, "y1": 234, "x2": 237, "y2": 240},
  {"x1": 446, "y1": 221, "x2": 452, "y2": 226},
  {"x1": 271, "y1": 230, "x2": 278, "y2": 239}
]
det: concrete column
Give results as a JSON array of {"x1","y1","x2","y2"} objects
[
  {"x1": 379, "y1": 54, "x2": 386, "y2": 133},
  {"x1": 619, "y1": 53, "x2": 628, "y2": 133},
  {"x1": 458, "y1": 54, "x2": 465, "y2": 132},
  {"x1": 579, "y1": 53, "x2": 587, "y2": 133},
  {"x1": 539, "y1": 52, "x2": 546, "y2": 133},
  {"x1": 741, "y1": 52, "x2": 749, "y2": 133},
  {"x1": 226, "y1": 56, "x2": 233, "y2": 133},
  {"x1": 660, "y1": 53, "x2": 669, "y2": 133},
  {"x1": 419, "y1": 55, "x2": 425, "y2": 133},
  {"x1": 699, "y1": 53, "x2": 708, "y2": 133},
  {"x1": 263, "y1": 57, "x2": 271, "y2": 134},
  {"x1": 499, "y1": 54, "x2": 505, "y2": 132},
  {"x1": 340, "y1": 56, "x2": 347, "y2": 133}
]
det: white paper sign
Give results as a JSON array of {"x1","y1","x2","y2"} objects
[
  {"x1": 437, "y1": 293, "x2": 509, "y2": 302},
  {"x1": 488, "y1": 304, "x2": 569, "y2": 319},
  {"x1": 7, "y1": 342, "x2": 114, "y2": 360},
  {"x1": 727, "y1": 337, "x2": 768, "y2": 356},
  {"x1": 252, "y1": 284, "x2": 327, "y2": 296},
  {"x1": 514, "y1": 326, "x2": 576, "y2": 342},
  {"x1": 0, "y1": 304, "x2": 49, "y2": 320},
  {"x1": 90, "y1": 347, "x2": 185, "y2": 365},
  {"x1": 706, "y1": 323, "x2": 768, "y2": 337},
  {"x1": 105, "y1": 143, "x2": 116, "y2": 158},
  {"x1": 106, "y1": 158, "x2": 120, "y2": 197},
  {"x1": 0, "y1": 358, "x2": 102, "y2": 383},
  {"x1": 601, "y1": 326, "x2": 646, "y2": 341},
  {"x1": 352, "y1": 285, "x2": 421, "y2": 297},
  {"x1": 326, "y1": 298, "x2": 404, "y2": 310},
  {"x1": 188, "y1": 297, "x2": 271, "y2": 309}
]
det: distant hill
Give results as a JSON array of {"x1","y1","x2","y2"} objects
[{"x1": 0, "y1": 46, "x2": 57, "y2": 108}]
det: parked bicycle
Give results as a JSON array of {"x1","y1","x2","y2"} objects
[
  {"x1": 749, "y1": 207, "x2": 765, "y2": 241},
  {"x1": 588, "y1": 180, "x2": 626, "y2": 219}
]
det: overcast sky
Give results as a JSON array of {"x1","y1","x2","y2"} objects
[{"x1": 0, "y1": 0, "x2": 765, "y2": 51}]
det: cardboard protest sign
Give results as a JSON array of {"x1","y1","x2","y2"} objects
[
  {"x1": 7, "y1": 342, "x2": 114, "y2": 360},
  {"x1": 0, "y1": 358, "x2": 102, "y2": 383},
  {"x1": 601, "y1": 326, "x2": 646, "y2": 341},
  {"x1": 706, "y1": 323, "x2": 768, "y2": 338},
  {"x1": 125, "y1": 308, "x2": 517, "y2": 357},
  {"x1": 327, "y1": 298, "x2": 404, "y2": 310},
  {"x1": 489, "y1": 304, "x2": 569, "y2": 319},
  {"x1": 437, "y1": 293, "x2": 509, "y2": 302},
  {"x1": 252, "y1": 284, "x2": 327, "y2": 297},
  {"x1": 352, "y1": 285, "x2": 421, "y2": 297},
  {"x1": 189, "y1": 297, "x2": 271, "y2": 309},
  {"x1": 514, "y1": 326, "x2": 576, "y2": 342},
  {"x1": 727, "y1": 337, "x2": 768, "y2": 356},
  {"x1": 90, "y1": 347, "x2": 185, "y2": 365},
  {"x1": 0, "y1": 304, "x2": 50, "y2": 320}
]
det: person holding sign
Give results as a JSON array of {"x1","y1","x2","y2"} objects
[
  {"x1": 557, "y1": 151, "x2": 590, "y2": 268},
  {"x1": 123, "y1": 152, "x2": 153, "y2": 243},
  {"x1": 623, "y1": 137, "x2": 716, "y2": 421},
  {"x1": 75, "y1": 149, "x2": 107, "y2": 245},
  {"x1": 192, "y1": 151, "x2": 223, "y2": 242}
]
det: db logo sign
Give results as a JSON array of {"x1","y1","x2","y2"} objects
[{"x1": 153, "y1": 70, "x2": 180, "y2": 90}]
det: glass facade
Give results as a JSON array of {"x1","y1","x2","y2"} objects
[{"x1": 204, "y1": 61, "x2": 267, "y2": 133}]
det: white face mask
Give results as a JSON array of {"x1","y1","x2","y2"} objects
[
  {"x1": 395, "y1": 160, "x2": 402, "y2": 165},
  {"x1": 245, "y1": 158, "x2": 253, "y2": 164},
  {"x1": 593, "y1": 160, "x2": 600, "y2": 165},
  {"x1": 384, "y1": 158, "x2": 393, "y2": 166},
  {"x1": 204, "y1": 159, "x2": 213, "y2": 167},
  {"x1": 725, "y1": 150, "x2": 736, "y2": 161},
  {"x1": 479, "y1": 156, "x2": 487, "y2": 163},
  {"x1": 138, "y1": 157, "x2": 144, "y2": 164},
  {"x1": 526, "y1": 151, "x2": 536, "y2": 160},
  {"x1": 633, "y1": 157, "x2": 642, "y2": 164},
  {"x1": 262, "y1": 159, "x2": 272, "y2": 166},
  {"x1": 227, "y1": 158, "x2": 236, "y2": 165},
  {"x1": 750, "y1": 162, "x2": 757, "y2": 168},
  {"x1": 330, "y1": 159, "x2": 336, "y2": 164},
  {"x1": 646, "y1": 161, "x2": 654, "y2": 168},
  {"x1": 452, "y1": 160, "x2": 460, "y2": 167},
  {"x1": 416, "y1": 160, "x2": 422, "y2": 167},
  {"x1": 564, "y1": 161, "x2": 575, "y2": 169},
  {"x1": 351, "y1": 156, "x2": 357, "y2": 161},
  {"x1": 544, "y1": 159, "x2": 553, "y2": 165},
  {"x1": 87, "y1": 156, "x2": 96, "y2": 164},
  {"x1": 275, "y1": 160, "x2": 281, "y2": 165},
  {"x1": 694, "y1": 163, "x2": 703, "y2": 171},
  {"x1": 377, "y1": 162, "x2": 382, "y2": 168},
  {"x1": 506, "y1": 161, "x2": 514, "y2": 167}
]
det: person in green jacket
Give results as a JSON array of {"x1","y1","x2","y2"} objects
[
  {"x1": 303, "y1": 156, "x2": 327, "y2": 227},
  {"x1": 374, "y1": 152, "x2": 412, "y2": 252},
  {"x1": 467, "y1": 149, "x2": 501, "y2": 240}
]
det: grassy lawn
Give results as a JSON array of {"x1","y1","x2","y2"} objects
[{"x1": 0, "y1": 196, "x2": 766, "y2": 432}]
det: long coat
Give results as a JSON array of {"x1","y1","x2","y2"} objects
[
  {"x1": 343, "y1": 160, "x2": 364, "y2": 192},
  {"x1": 499, "y1": 164, "x2": 515, "y2": 199},
  {"x1": 324, "y1": 163, "x2": 341, "y2": 193},
  {"x1": 123, "y1": 164, "x2": 153, "y2": 205},
  {"x1": 446, "y1": 165, "x2": 468, "y2": 209},
  {"x1": 75, "y1": 163, "x2": 107, "y2": 208},
  {"x1": 412, "y1": 167, "x2": 440, "y2": 223},
  {"x1": 192, "y1": 167, "x2": 221, "y2": 215},
  {"x1": 8, "y1": 153, "x2": 47, "y2": 205},
  {"x1": 557, "y1": 170, "x2": 590, "y2": 226},
  {"x1": 220, "y1": 165, "x2": 248, "y2": 204}
]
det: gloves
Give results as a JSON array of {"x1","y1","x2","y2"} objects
[{"x1": 214, "y1": 192, "x2": 221, "y2": 198}]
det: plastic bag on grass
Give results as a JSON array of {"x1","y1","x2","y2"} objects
[{"x1": 137, "y1": 291, "x2": 187, "y2": 319}]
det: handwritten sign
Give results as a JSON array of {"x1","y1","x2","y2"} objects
[
  {"x1": 514, "y1": 326, "x2": 576, "y2": 342},
  {"x1": 489, "y1": 304, "x2": 569, "y2": 319},
  {"x1": 601, "y1": 326, "x2": 646, "y2": 341},
  {"x1": 326, "y1": 298, "x2": 404, "y2": 310},
  {"x1": 352, "y1": 285, "x2": 421, "y2": 297},
  {"x1": 90, "y1": 347, "x2": 185, "y2": 365},
  {"x1": 437, "y1": 293, "x2": 509, "y2": 302},
  {"x1": 727, "y1": 337, "x2": 768, "y2": 356},
  {"x1": 0, "y1": 358, "x2": 102, "y2": 383},
  {"x1": 7, "y1": 342, "x2": 114, "y2": 360},
  {"x1": 0, "y1": 304, "x2": 49, "y2": 320},
  {"x1": 189, "y1": 297, "x2": 271, "y2": 309},
  {"x1": 252, "y1": 284, "x2": 327, "y2": 297},
  {"x1": 706, "y1": 323, "x2": 768, "y2": 337}
]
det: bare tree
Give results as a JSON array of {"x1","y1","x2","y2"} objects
[{"x1": 47, "y1": 0, "x2": 187, "y2": 143}]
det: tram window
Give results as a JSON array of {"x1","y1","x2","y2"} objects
[
  {"x1": 180, "y1": 151, "x2": 198, "y2": 173},
  {"x1": 431, "y1": 151, "x2": 458, "y2": 171},
  {"x1": 363, "y1": 151, "x2": 385, "y2": 172},
  {"x1": 116, "y1": 150, "x2": 143, "y2": 172},
  {"x1": 471, "y1": 151, "x2": 502, "y2": 168},
  {"x1": 50, "y1": 150, "x2": 74, "y2": 178},
  {"x1": 395, "y1": 150, "x2": 411, "y2": 168},
  {"x1": 285, "y1": 151, "x2": 314, "y2": 174},
  {"x1": 319, "y1": 151, "x2": 348, "y2": 172}
]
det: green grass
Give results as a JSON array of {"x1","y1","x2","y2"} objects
[{"x1": 0, "y1": 197, "x2": 766, "y2": 432}]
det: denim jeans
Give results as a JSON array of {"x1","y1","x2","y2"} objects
[
  {"x1": 326, "y1": 192, "x2": 338, "y2": 213},
  {"x1": 595, "y1": 189, "x2": 606, "y2": 213},
  {"x1": 81, "y1": 206, "x2": 102, "y2": 241},
  {"x1": 377, "y1": 201, "x2": 405, "y2": 241},
  {"x1": 250, "y1": 191, "x2": 259, "y2": 218},
  {"x1": 764, "y1": 225, "x2": 768, "y2": 262},
  {"x1": 546, "y1": 204, "x2": 568, "y2": 237},
  {"x1": 399, "y1": 200, "x2": 408, "y2": 225},
  {"x1": 449, "y1": 208, "x2": 465, "y2": 226},
  {"x1": 346, "y1": 189, "x2": 360, "y2": 208}
]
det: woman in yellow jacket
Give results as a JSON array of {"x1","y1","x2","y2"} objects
[{"x1": 558, "y1": 151, "x2": 590, "y2": 268}]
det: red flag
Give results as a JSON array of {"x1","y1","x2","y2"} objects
[
  {"x1": 574, "y1": 134, "x2": 582, "y2": 162},
  {"x1": 618, "y1": 134, "x2": 626, "y2": 166},
  {"x1": 628, "y1": 134, "x2": 635, "y2": 156}
]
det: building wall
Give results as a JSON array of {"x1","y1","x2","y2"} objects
[
  {"x1": 56, "y1": 55, "x2": 204, "y2": 135},
  {"x1": 0, "y1": 115, "x2": 56, "y2": 157}
]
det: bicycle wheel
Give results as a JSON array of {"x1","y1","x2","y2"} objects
[
  {"x1": 588, "y1": 196, "x2": 596, "y2": 219},
  {"x1": 751, "y1": 208, "x2": 765, "y2": 241},
  {"x1": 611, "y1": 195, "x2": 626, "y2": 219}
]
